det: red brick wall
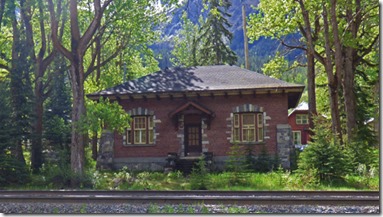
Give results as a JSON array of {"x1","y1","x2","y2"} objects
[
  {"x1": 113, "y1": 93, "x2": 289, "y2": 158},
  {"x1": 288, "y1": 111, "x2": 310, "y2": 144}
]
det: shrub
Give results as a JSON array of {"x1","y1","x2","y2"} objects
[
  {"x1": 189, "y1": 156, "x2": 209, "y2": 190},
  {"x1": 346, "y1": 140, "x2": 379, "y2": 173},
  {"x1": 252, "y1": 146, "x2": 280, "y2": 173},
  {"x1": 40, "y1": 162, "x2": 93, "y2": 189},
  {"x1": 297, "y1": 126, "x2": 352, "y2": 182},
  {"x1": 0, "y1": 155, "x2": 30, "y2": 186},
  {"x1": 225, "y1": 143, "x2": 250, "y2": 185}
]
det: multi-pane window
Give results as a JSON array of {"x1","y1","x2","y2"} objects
[
  {"x1": 296, "y1": 114, "x2": 308, "y2": 125},
  {"x1": 233, "y1": 113, "x2": 264, "y2": 143},
  {"x1": 127, "y1": 116, "x2": 154, "y2": 145},
  {"x1": 292, "y1": 131, "x2": 301, "y2": 145}
]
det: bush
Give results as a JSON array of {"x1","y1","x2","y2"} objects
[
  {"x1": 189, "y1": 156, "x2": 209, "y2": 190},
  {"x1": 346, "y1": 140, "x2": 379, "y2": 173},
  {"x1": 297, "y1": 126, "x2": 352, "y2": 182},
  {"x1": 252, "y1": 146, "x2": 279, "y2": 173},
  {"x1": 0, "y1": 155, "x2": 30, "y2": 186},
  {"x1": 34, "y1": 146, "x2": 92, "y2": 189},
  {"x1": 225, "y1": 143, "x2": 250, "y2": 185}
]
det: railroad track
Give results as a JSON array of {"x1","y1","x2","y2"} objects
[{"x1": 0, "y1": 190, "x2": 379, "y2": 206}]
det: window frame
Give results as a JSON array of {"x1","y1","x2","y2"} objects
[
  {"x1": 292, "y1": 131, "x2": 301, "y2": 145},
  {"x1": 126, "y1": 115, "x2": 155, "y2": 145},
  {"x1": 232, "y1": 112, "x2": 264, "y2": 144},
  {"x1": 296, "y1": 114, "x2": 308, "y2": 125}
]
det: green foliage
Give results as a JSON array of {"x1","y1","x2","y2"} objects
[
  {"x1": 9, "y1": 168, "x2": 377, "y2": 191},
  {"x1": 198, "y1": 0, "x2": 237, "y2": 65},
  {"x1": 227, "y1": 206, "x2": 249, "y2": 214},
  {"x1": 78, "y1": 98, "x2": 130, "y2": 135},
  {"x1": 92, "y1": 168, "x2": 188, "y2": 190},
  {"x1": 171, "y1": 12, "x2": 202, "y2": 67},
  {"x1": 225, "y1": 143, "x2": 250, "y2": 185},
  {"x1": 261, "y1": 53, "x2": 289, "y2": 79},
  {"x1": 34, "y1": 149, "x2": 93, "y2": 189},
  {"x1": 355, "y1": 164, "x2": 378, "y2": 189},
  {"x1": 251, "y1": 145, "x2": 280, "y2": 173},
  {"x1": 0, "y1": 155, "x2": 30, "y2": 186},
  {"x1": 0, "y1": 81, "x2": 30, "y2": 186},
  {"x1": 248, "y1": 0, "x2": 300, "y2": 41},
  {"x1": 297, "y1": 126, "x2": 352, "y2": 182},
  {"x1": 189, "y1": 156, "x2": 209, "y2": 190}
]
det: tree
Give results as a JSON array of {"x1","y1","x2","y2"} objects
[
  {"x1": 44, "y1": 56, "x2": 71, "y2": 153},
  {"x1": 248, "y1": 0, "x2": 379, "y2": 144},
  {"x1": 248, "y1": 0, "x2": 319, "y2": 139},
  {"x1": 19, "y1": 0, "x2": 61, "y2": 172},
  {"x1": 0, "y1": 80, "x2": 29, "y2": 185},
  {"x1": 171, "y1": 12, "x2": 202, "y2": 67},
  {"x1": 198, "y1": 0, "x2": 237, "y2": 65},
  {"x1": 47, "y1": 0, "x2": 115, "y2": 183},
  {"x1": 8, "y1": 0, "x2": 34, "y2": 166},
  {"x1": 47, "y1": 0, "x2": 167, "y2": 183}
]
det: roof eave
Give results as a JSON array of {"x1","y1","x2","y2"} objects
[{"x1": 86, "y1": 85, "x2": 305, "y2": 103}]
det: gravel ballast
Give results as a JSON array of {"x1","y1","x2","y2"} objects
[{"x1": 0, "y1": 203, "x2": 379, "y2": 214}]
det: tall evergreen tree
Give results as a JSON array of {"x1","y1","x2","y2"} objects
[
  {"x1": 0, "y1": 81, "x2": 29, "y2": 185},
  {"x1": 198, "y1": 0, "x2": 237, "y2": 65},
  {"x1": 44, "y1": 56, "x2": 71, "y2": 152},
  {"x1": 9, "y1": 0, "x2": 33, "y2": 166}
]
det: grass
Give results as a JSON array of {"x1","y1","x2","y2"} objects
[
  {"x1": 4, "y1": 166, "x2": 379, "y2": 191},
  {"x1": 89, "y1": 169, "x2": 379, "y2": 191}
]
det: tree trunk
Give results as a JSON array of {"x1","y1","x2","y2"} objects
[
  {"x1": 69, "y1": 61, "x2": 86, "y2": 184},
  {"x1": 343, "y1": 47, "x2": 357, "y2": 142},
  {"x1": 10, "y1": 1, "x2": 26, "y2": 166},
  {"x1": 341, "y1": 4, "x2": 359, "y2": 142},
  {"x1": 297, "y1": 0, "x2": 317, "y2": 137},
  {"x1": 321, "y1": 2, "x2": 343, "y2": 143},
  {"x1": 91, "y1": 132, "x2": 98, "y2": 160},
  {"x1": 31, "y1": 77, "x2": 44, "y2": 173},
  {"x1": 307, "y1": 51, "x2": 317, "y2": 135},
  {"x1": 329, "y1": 84, "x2": 342, "y2": 141}
]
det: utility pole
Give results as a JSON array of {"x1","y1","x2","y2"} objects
[
  {"x1": 242, "y1": 2, "x2": 250, "y2": 70},
  {"x1": 123, "y1": 62, "x2": 127, "y2": 82}
]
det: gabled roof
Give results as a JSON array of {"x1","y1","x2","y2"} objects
[
  {"x1": 288, "y1": 102, "x2": 308, "y2": 116},
  {"x1": 87, "y1": 65, "x2": 305, "y2": 108},
  {"x1": 168, "y1": 101, "x2": 215, "y2": 119}
]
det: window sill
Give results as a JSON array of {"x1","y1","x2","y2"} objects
[
  {"x1": 232, "y1": 141, "x2": 266, "y2": 145},
  {"x1": 123, "y1": 144, "x2": 156, "y2": 147}
]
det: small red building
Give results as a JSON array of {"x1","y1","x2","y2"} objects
[
  {"x1": 88, "y1": 65, "x2": 304, "y2": 171},
  {"x1": 288, "y1": 102, "x2": 310, "y2": 148}
]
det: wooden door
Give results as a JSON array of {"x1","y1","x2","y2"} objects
[{"x1": 185, "y1": 125, "x2": 202, "y2": 156}]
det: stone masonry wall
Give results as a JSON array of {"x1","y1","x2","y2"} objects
[{"x1": 276, "y1": 124, "x2": 293, "y2": 169}]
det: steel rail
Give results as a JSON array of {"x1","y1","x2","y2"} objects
[{"x1": 0, "y1": 190, "x2": 379, "y2": 206}]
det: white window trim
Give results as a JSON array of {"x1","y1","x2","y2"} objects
[
  {"x1": 296, "y1": 114, "x2": 308, "y2": 125},
  {"x1": 292, "y1": 131, "x2": 302, "y2": 145}
]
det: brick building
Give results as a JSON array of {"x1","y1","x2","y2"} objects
[
  {"x1": 88, "y1": 65, "x2": 304, "y2": 171},
  {"x1": 288, "y1": 102, "x2": 310, "y2": 149}
]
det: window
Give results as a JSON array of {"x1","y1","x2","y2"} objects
[
  {"x1": 126, "y1": 116, "x2": 154, "y2": 145},
  {"x1": 296, "y1": 114, "x2": 308, "y2": 125},
  {"x1": 292, "y1": 131, "x2": 301, "y2": 145},
  {"x1": 233, "y1": 113, "x2": 264, "y2": 143}
]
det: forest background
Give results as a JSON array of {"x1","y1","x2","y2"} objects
[{"x1": 0, "y1": 0, "x2": 379, "y2": 188}]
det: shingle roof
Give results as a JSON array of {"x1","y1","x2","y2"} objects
[{"x1": 88, "y1": 65, "x2": 304, "y2": 96}]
